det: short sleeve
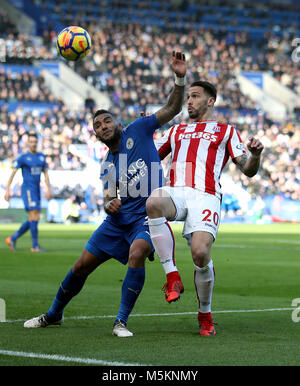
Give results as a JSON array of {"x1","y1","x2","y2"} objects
[
  {"x1": 42, "y1": 155, "x2": 49, "y2": 169},
  {"x1": 154, "y1": 125, "x2": 175, "y2": 159},
  {"x1": 126, "y1": 114, "x2": 161, "y2": 137},
  {"x1": 12, "y1": 155, "x2": 23, "y2": 169},
  {"x1": 227, "y1": 126, "x2": 247, "y2": 159}
]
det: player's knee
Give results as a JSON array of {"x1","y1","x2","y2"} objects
[
  {"x1": 72, "y1": 259, "x2": 87, "y2": 276},
  {"x1": 128, "y1": 249, "x2": 145, "y2": 268},
  {"x1": 191, "y1": 247, "x2": 210, "y2": 267},
  {"x1": 28, "y1": 210, "x2": 40, "y2": 221},
  {"x1": 146, "y1": 196, "x2": 163, "y2": 217},
  {"x1": 72, "y1": 252, "x2": 99, "y2": 277}
]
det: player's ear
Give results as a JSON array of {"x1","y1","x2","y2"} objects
[{"x1": 208, "y1": 97, "x2": 215, "y2": 108}]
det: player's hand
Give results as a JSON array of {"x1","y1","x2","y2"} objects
[
  {"x1": 4, "y1": 190, "x2": 10, "y2": 201},
  {"x1": 105, "y1": 198, "x2": 122, "y2": 215},
  {"x1": 247, "y1": 137, "x2": 264, "y2": 158},
  {"x1": 46, "y1": 191, "x2": 51, "y2": 200},
  {"x1": 171, "y1": 51, "x2": 186, "y2": 78}
]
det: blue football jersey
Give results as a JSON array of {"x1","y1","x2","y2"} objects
[
  {"x1": 100, "y1": 114, "x2": 164, "y2": 222},
  {"x1": 13, "y1": 152, "x2": 48, "y2": 189}
]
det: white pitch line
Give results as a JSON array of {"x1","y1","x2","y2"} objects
[
  {"x1": 2, "y1": 307, "x2": 294, "y2": 324},
  {"x1": 0, "y1": 349, "x2": 149, "y2": 366}
]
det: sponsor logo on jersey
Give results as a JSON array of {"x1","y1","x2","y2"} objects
[{"x1": 178, "y1": 131, "x2": 218, "y2": 142}]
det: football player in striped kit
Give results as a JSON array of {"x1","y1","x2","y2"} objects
[{"x1": 147, "y1": 80, "x2": 264, "y2": 336}]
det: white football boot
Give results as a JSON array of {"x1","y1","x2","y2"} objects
[
  {"x1": 24, "y1": 314, "x2": 62, "y2": 328},
  {"x1": 112, "y1": 320, "x2": 133, "y2": 337}
]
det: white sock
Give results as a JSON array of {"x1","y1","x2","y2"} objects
[
  {"x1": 148, "y1": 217, "x2": 178, "y2": 275},
  {"x1": 194, "y1": 259, "x2": 215, "y2": 313}
]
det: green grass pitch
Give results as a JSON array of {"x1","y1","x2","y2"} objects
[{"x1": 0, "y1": 222, "x2": 299, "y2": 366}]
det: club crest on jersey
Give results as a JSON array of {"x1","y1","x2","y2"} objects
[
  {"x1": 236, "y1": 143, "x2": 246, "y2": 151},
  {"x1": 126, "y1": 138, "x2": 134, "y2": 149},
  {"x1": 212, "y1": 125, "x2": 221, "y2": 132}
]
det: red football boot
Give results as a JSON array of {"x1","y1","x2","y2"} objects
[
  {"x1": 198, "y1": 312, "x2": 216, "y2": 336},
  {"x1": 162, "y1": 271, "x2": 184, "y2": 303}
]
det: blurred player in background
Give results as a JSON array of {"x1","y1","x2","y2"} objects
[
  {"x1": 24, "y1": 51, "x2": 186, "y2": 337},
  {"x1": 147, "y1": 80, "x2": 264, "y2": 336},
  {"x1": 4, "y1": 132, "x2": 51, "y2": 252}
]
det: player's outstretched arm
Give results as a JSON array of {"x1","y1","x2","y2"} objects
[
  {"x1": 155, "y1": 51, "x2": 186, "y2": 127},
  {"x1": 233, "y1": 137, "x2": 264, "y2": 177},
  {"x1": 4, "y1": 169, "x2": 18, "y2": 201},
  {"x1": 43, "y1": 168, "x2": 52, "y2": 200}
]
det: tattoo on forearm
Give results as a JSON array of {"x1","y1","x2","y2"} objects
[{"x1": 156, "y1": 85, "x2": 184, "y2": 126}]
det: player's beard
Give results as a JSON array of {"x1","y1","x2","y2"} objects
[
  {"x1": 188, "y1": 104, "x2": 208, "y2": 120},
  {"x1": 98, "y1": 127, "x2": 121, "y2": 147}
]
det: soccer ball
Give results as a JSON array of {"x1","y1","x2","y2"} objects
[{"x1": 56, "y1": 26, "x2": 91, "y2": 61}]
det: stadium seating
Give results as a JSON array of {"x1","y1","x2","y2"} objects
[{"x1": 0, "y1": 2, "x2": 299, "y2": 220}]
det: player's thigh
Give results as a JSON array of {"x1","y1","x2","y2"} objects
[
  {"x1": 183, "y1": 192, "x2": 221, "y2": 239},
  {"x1": 147, "y1": 186, "x2": 186, "y2": 221},
  {"x1": 72, "y1": 248, "x2": 109, "y2": 276},
  {"x1": 86, "y1": 217, "x2": 129, "y2": 265},
  {"x1": 128, "y1": 238, "x2": 152, "y2": 268},
  {"x1": 22, "y1": 188, "x2": 40, "y2": 213}
]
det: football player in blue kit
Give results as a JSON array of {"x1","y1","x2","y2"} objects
[
  {"x1": 24, "y1": 51, "x2": 186, "y2": 337},
  {"x1": 5, "y1": 132, "x2": 51, "y2": 252}
]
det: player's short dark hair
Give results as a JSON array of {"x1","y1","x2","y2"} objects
[
  {"x1": 190, "y1": 81, "x2": 217, "y2": 101},
  {"x1": 93, "y1": 109, "x2": 113, "y2": 120},
  {"x1": 28, "y1": 132, "x2": 38, "y2": 139}
]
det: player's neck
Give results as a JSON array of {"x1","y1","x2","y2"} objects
[
  {"x1": 29, "y1": 149, "x2": 37, "y2": 155},
  {"x1": 193, "y1": 111, "x2": 214, "y2": 123},
  {"x1": 108, "y1": 137, "x2": 121, "y2": 153},
  {"x1": 106, "y1": 131, "x2": 122, "y2": 153}
]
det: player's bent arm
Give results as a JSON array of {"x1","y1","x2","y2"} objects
[
  {"x1": 4, "y1": 169, "x2": 18, "y2": 201},
  {"x1": 234, "y1": 136, "x2": 264, "y2": 177},
  {"x1": 155, "y1": 84, "x2": 185, "y2": 127},
  {"x1": 155, "y1": 51, "x2": 186, "y2": 127},
  {"x1": 233, "y1": 154, "x2": 261, "y2": 178}
]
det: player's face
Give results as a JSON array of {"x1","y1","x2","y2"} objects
[
  {"x1": 93, "y1": 113, "x2": 121, "y2": 145},
  {"x1": 28, "y1": 136, "x2": 38, "y2": 153},
  {"x1": 187, "y1": 86, "x2": 214, "y2": 119}
]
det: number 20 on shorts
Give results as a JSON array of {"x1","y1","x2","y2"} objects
[{"x1": 202, "y1": 209, "x2": 219, "y2": 226}]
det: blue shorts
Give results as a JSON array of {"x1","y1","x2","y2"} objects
[
  {"x1": 85, "y1": 214, "x2": 154, "y2": 265},
  {"x1": 21, "y1": 186, "x2": 40, "y2": 211}
]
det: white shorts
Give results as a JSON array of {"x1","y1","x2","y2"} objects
[{"x1": 159, "y1": 186, "x2": 221, "y2": 240}]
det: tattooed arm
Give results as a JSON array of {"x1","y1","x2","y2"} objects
[
  {"x1": 233, "y1": 136, "x2": 264, "y2": 177},
  {"x1": 155, "y1": 51, "x2": 186, "y2": 127}
]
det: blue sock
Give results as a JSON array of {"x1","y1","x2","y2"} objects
[
  {"x1": 46, "y1": 268, "x2": 87, "y2": 321},
  {"x1": 115, "y1": 267, "x2": 145, "y2": 325},
  {"x1": 11, "y1": 221, "x2": 30, "y2": 241},
  {"x1": 29, "y1": 220, "x2": 39, "y2": 248}
]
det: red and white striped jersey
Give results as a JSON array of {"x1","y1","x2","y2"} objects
[{"x1": 155, "y1": 121, "x2": 247, "y2": 199}]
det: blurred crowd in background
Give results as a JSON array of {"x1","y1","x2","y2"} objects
[{"x1": 0, "y1": 1, "x2": 299, "y2": 209}]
